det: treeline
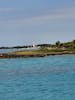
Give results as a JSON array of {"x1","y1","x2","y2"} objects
[
  {"x1": 0, "y1": 45, "x2": 33, "y2": 49},
  {"x1": 38, "y1": 40, "x2": 75, "y2": 49},
  {"x1": 0, "y1": 40, "x2": 75, "y2": 49}
]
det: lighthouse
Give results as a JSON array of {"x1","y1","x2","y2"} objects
[{"x1": 32, "y1": 42, "x2": 35, "y2": 47}]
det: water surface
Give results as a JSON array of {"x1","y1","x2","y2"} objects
[{"x1": 0, "y1": 55, "x2": 75, "y2": 100}]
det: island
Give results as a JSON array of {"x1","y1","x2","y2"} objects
[{"x1": 0, "y1": 40, "x2": 75, "y2": 58}]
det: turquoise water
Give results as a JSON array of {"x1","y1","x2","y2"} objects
[{"x1": 0, "y1": 55, "x2": 75, "y2": 100}]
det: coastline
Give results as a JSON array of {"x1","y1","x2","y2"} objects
[
  {"x1": 0, "y1": 51, "x2": 75, "y2": 58},
  {"x1": 0, "y1": 40, "x2": 75, "y2": 59}
]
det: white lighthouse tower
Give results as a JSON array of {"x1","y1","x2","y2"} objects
[{"x1": 32, "y1": 41, "x2": 36, "y2": 48}]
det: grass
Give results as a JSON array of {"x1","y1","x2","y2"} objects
[{"x1": 9, "y1": 47, "x2": 73, "y2": 56}]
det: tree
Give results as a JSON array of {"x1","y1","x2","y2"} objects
[
  {"x1": 73, "y1": 40, "x2": 75, "y2": 43},
  {"x1": 55, "y1": 41, "x2": 60, "y2": 47}
]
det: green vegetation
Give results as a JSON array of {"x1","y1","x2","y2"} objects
[
  {"x1": 0, "y1": 40, "x2": 75, "y2": 50},
  {"x1": 0, "y1": 40, "x2": 75, "y2": 58},
  {"x1": 12, "y1": 40, "x2": 75, "y2": 55},
  {"x1": 37, "y1": 40, "x2": 75, "y2": 52}
]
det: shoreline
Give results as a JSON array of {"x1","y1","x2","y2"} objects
[{"x1": 0, "y1": 51, "x2": 75, "y2": 58}]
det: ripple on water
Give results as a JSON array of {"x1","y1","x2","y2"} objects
[{"x1": 0, "y1": 55, "x2": 75, "y2": 100}]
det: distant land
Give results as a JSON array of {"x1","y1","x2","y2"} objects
[
  {"x1": 0, "y1": 40, "x2": 75, "y2": 49},
  {"x1": 0, "y1": 40, "x2": 75, "y2": 58}
]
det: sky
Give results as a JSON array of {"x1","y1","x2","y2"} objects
[{"x1": 0, "y1": 0, "x2": 75, "y2": 46}]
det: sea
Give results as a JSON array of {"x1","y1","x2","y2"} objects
[
  {"x1": 0, "y1": 48, "x2": 27, "y2": 53},
  {"x1": 0, "y1": 55, "x2": 75, "y2": 100}
]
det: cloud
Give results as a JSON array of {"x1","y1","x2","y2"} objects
[
  {"x1": 16, "y1": 7, "x2": 75, "y2": 24},
  {"x1": 0, "y1": 7, "x2": 75, "y2": 24}
]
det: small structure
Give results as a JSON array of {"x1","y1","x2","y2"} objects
[
  {"x1": 26, "y1": 42, "x2": 40, "y2": 50},
  {"x1": 32, "y1": 42, "x2": 36, "y2": 48}
]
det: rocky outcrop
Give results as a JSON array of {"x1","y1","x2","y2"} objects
[{"x1": 0, "y1": 51, "x2": 75, "y2": 59}]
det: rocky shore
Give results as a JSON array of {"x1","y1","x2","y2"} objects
[
  {"x1": 0, "y1": 51, "x2": 75, "y2": 58},
  {"x1": 0, "y1": 40, "x2": 75, "y2": 58}
]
